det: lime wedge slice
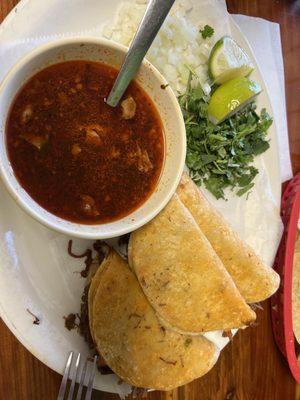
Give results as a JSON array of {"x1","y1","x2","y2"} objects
[
  {"x1": 209, "y1": 36, "x2": 254, "y2": 84},
  {"x1": 207, "y1": 77, "x2": 261, "y2": 124}
]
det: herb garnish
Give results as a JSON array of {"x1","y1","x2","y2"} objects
[
  {"x1": 184, "y1": 338, "x2": 192, "y2": 348},
  {"x1": 178, "y1": 76, "x2": 272, "y2": 199},
  {"x1": 200, "y1": 25, "x2": 214, "y2": 39}
]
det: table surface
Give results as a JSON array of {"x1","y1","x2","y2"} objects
[{"x1": 0, "y1": 0, "x2": 300, "y2": 399}]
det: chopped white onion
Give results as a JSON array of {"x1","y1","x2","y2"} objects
[{"x1": 102, "y1": 0, "x2": 213, "y2": 95}]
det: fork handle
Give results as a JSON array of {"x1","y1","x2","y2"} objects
[{"x1": 106, "y1": 0, "x2": 175, "y2": 107}]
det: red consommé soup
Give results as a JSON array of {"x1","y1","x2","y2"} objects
[{"x1": 6, "y1": 61, "x2": 165, "y2": 224}]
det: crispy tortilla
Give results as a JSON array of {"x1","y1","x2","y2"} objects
[
  {"x1": 92, "y1": 250, "x2": 219, "y2": 390},
  {"x1": 293, "y1": 230, "x2": 300, "y2": 344},
  {"x1": 88, "y1": 251, "x2": 112, "y2": 340},
  {"x1": 129, "y1": 194, "x2": 256, "y2": 333},
  {"x1": 177, "y1": 173, "x2": 280, "y2": 303}
]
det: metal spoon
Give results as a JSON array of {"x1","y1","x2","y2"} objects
[{"x1": 106, "y1": 0, "x2": 175, "y2": 107}]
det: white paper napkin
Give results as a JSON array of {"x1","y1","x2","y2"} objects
[{"x1": 231, "y1": 14, "x2": 292, "y2": 182}]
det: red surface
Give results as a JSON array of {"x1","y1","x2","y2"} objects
[{"x1": 272, "y1": 173, "x2": 300, "y2": 383}]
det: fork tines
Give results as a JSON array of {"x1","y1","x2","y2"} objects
[{"x1": 57, "y1": 352, "x2": 98, "y2": 400}]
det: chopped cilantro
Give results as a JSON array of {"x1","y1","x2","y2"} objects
[
  {"x1": 178, "y1": 75, "x2": 272, "y2": 199},
  {"x1": 200, "y1": 25, "x2": 214, "y2": 39},
  {"x1": 184, "y1": 338, "x2": 192, "y2": 348}
]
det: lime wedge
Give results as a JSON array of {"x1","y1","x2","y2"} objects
[
  {"x1": 209, "y1": 36, "x2": 254, "y2": 84},
  {"x1": 207, "y1": 77, "x2": 261, "y2": 124}
]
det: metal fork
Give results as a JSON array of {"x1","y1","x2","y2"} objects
[{"x1": 57, "y1": 352, "x2": 98, "y2": 400}]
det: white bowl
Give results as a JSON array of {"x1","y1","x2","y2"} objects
[{"x1": 0, "y1": 37, "x2": 186, "y2": 239}]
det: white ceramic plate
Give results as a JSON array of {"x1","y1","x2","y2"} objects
[{"x1": 0, "y1": 0, "x2": 282, "y2": 395}]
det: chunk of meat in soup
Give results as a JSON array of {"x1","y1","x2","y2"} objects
[
  {"x1": 128, "y1": 143, "x2": 153, "y2": 173},
  {"x1": 84, "y1": 125, "x2": 103, "y2": 146},
  {"x1": 20, "y1": 104, "x2": 33, "y2": 124},
  {"x1": 121, "y1": 97, "x2": 136, "y2": 120},
  {"x1": 80, "y1": 195, "x2": 100, "y2": 217}
]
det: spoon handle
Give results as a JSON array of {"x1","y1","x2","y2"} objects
[{"x1": 106, "y1": 0, "x2": 175, "y2": 107}]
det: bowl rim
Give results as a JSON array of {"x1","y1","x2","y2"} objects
[{"x1": 0, "y1": 36, "x2": 186, "y2": 239}]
